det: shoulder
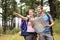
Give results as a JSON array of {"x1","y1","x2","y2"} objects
[
  {"x1": 46, "y1": 13, "x2": 52, "y2": 16},
  {"x1": 46, "y1": 13, "x2": 53, "y2": 19}
]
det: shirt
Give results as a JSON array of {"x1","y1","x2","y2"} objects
[
  {"x1": 27, "y1": 18, "x2": 35, "y2": 32},
  {"x1": 40, "y1": 13, "x2": 52, "y2": 32}
]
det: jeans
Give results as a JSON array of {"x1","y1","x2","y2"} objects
[
  {"x1": 39, "y1": 32, "x2": 53, "y2": 40},
  {"x1": 25, "y1": 33, "x2": 37, "y2": 40}
]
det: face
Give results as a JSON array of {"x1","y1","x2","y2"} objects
[
  {"x1": 29, "y1": 10, "x2": 34, "y2": 16},
  {"x1": 37, "y1": 7, "x2": 43, "y2": 14}
]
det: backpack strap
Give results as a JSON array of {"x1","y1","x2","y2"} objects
[
  {"x1": 46, "y1": 13, "x2": 53, "y2": 36},
  {"x1": 26, "y1": 17, "x2": 30, "y2": 24},
  {"x1": 27, "y1": 17, "x2": 30, "y2": 22}
]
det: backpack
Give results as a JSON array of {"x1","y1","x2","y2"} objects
[
  {"x1": 46, "y1": 14, "x2": 53, "y2": 36},
  {"x1": 21, "y1": 18, "x2": 29, "y2": 36}
]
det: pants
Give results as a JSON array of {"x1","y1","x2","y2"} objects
[
  {"x1": 40, "y1": 32, "x2": 53, "y2": 40},
  {"x1": 24, "y1": 33, "x2": 37, "y2": 40}
]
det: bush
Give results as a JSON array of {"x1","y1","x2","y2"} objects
[
  {"x1": 6, "y1": 28, "x2": 20, "y2": 34},
  {"x1": 0, "y1": 27, "x2": 3, "y2": 36},
  {"x1": 10, "y1": 28, "x2": 20, "y2": 34},
  {"x1": 53, "y1": 19, "x2": 60, "y2": 34}
]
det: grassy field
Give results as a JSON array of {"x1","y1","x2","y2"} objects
[
  {"x1": 0, "y1": 33, "x2": 60, "y2": 40},
  {"x1": 54, "y1": 33, "x2": 60, "y2": 40},
  {"x1": 0, "y1": 33, "x2": 24, "y2": 40},
  {"x1": 53, "y1": 19, "x2": 60, "y2": 34}
]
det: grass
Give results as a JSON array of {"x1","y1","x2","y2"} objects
[
  {"x1": 0, "y1": 33, "x2": 24, "y2": 40},
  {"x1": 7, "y1": 33, "x2": 24, "y2": 40},
  {"x1": 53, "y1": 19, "x2": 60, "y2": 34},
  {"x1": 0, "y1": 33, "x2": 60, "y2": 40},
  {"x1": 54, "y1": 33, "x2": 60, "y2": 40}
]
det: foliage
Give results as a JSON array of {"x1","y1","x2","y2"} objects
[
  {"x1": 53, "y1": 19, "x2": 60, "y2": 34},
  {"x1": 6, "y1": 28, "x2": 20, "y2": 34},
  {"x1": 0, "y1": 27, "x2": 20, "y2": 35},
  {"x1": 0, "y1": 27, "x2": 3, "y2": 36},
  {"x1": 53, "y1": 0, "x2": 60, "y2": 19}
]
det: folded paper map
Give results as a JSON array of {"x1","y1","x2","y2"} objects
[{"x1": 31, "y1": 17, "x2": 46, "y2": 33}]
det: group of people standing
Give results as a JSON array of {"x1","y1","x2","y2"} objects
[{"x1": 13, "y1": 5, "x2": 54, "y2": 40}]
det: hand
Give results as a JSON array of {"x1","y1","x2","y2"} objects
[
  {"x1": 30, "y1": 20, "x2": 34, "y2": 28},
  {"x1": 45, "y1": 24, "x2": 51, "y2": 28},
  {"x1": 31, "y1": 22, "x2": 34, "y2": 28},
  {"x1": 13, "y1": 11, "x2": 16, "y2": 15}
]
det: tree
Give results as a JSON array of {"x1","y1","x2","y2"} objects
[
  {"x1": 48, "y1": 0, "x2": 56, "y2": 20},
  {"x1": 20, "y1": 0, "x2": 40, "y2": 9},
  {"x1": 1, "y1": 0, "x2": 18, "y2": 33},
  {"x1": 48, "y1": 0, "x2": 60, "y2": 19},
  {"x1": 2, "y1": 0, "x2": 8, "y2": 33},
  {"x1": 53, "y1": 0, "x2": 60, "y2": 19}
]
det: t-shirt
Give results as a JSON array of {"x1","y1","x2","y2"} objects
[
  {"x1": 27, "y1": 18, "x2": 35, "y2": 32},
  {"x1": 40, "y1": 13, "x2": 52, "y2": 32}
]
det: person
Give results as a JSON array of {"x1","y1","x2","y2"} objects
[
  {"x1": 37, "y1": 5, "x2": 54, "y2": 40},
  {"x1": 13, "y1": 9, "x2": 37, "y2": 40}
]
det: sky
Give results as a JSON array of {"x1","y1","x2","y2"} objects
[
  {"x1": 0, "y1": 8, "x2": 2, "y2": 13},
  {"x1": 15, "y1": 0, "x2": 20, "y2": 4},
  {"x1": 59, "y1": 0, "x2": 60, "y2": 1}
]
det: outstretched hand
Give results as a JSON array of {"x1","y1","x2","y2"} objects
[{"x1": 13, "y1": 11, "x2": 16, "y2": 15}]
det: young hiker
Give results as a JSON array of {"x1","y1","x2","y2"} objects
[
  {"x1": 36, "y1": 5, "x2": 54, "y2": 40},
  {"x1": 13, "y1": 9, "x2": 37, "y2": 40}
]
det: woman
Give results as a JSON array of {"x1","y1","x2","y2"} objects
[{"x1": 13, "y1": 9, "x2": 37, "y2": 40}]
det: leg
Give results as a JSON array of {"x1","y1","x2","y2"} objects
[
  {"x1": 26, "y1": 34, "x2": 33, "y2": 40},
  {"x1": 39, "y1": 32, "x2": 45, "y2": 40},
  {"x1": 37, "y1": 34, "x2": 40, "y2": 40},
  {"x1": 47, "y1": 34, "x2": 53, "y2": 40},
  {"x1": 33, "y1": 33, "x2": 37, "y2": 40},
  {"x1": 24, "y1": 36, "x2": 26, "y2": 40},
  {"x1": 44, "y1": 32, "x2": 53, "y2": 40}
]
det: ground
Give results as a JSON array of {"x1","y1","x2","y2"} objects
[{"x1": 0, "y1": 33, "x2": 60, "y2": 40}]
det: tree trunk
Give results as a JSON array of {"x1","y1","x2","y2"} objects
[
  {"x1": 41, "y1": 0, "x2": 43, "y2": 6},
  {"x1": 48, "y1": 0, "x2": 56, "y2": 20},
  {"x1": 2, "y1": 0, "x2": 8, "y2": 34}
]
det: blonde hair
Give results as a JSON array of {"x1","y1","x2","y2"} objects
[
  {"x1": 29, "y1": 9, "x2": 34, "y2": 12},
  {"x1": 37, "y1": 5, "x2": 43, "y2": 9}
]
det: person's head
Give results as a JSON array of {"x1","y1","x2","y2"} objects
[
  {"x1": 37, "y1": 5, "x2": 43, "y2": 15},
  {"x1": 28, "y1": 9, "x2": 34, "y2": 17}
]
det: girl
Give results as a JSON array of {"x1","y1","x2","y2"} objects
[{"x1": 13, "y1": 9, "x2": 37, "y2": 40}]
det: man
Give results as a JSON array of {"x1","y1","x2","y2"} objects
[{"x1": 37, "y1": 5, "x2": 54, "y2": 40}]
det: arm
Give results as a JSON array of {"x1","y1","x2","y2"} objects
[
  {"x1": 13, "y1": 11, "x2": 28, "y2": 21},
  {"x1": 45, "y1": 18, "x2": 54, "y2": 27},
  {"x1": 49, "y1": 19, "x2": 54, "y2": 27},
  {"x1": 46, "y1": 14, "x2": 54, "y2": 27}
]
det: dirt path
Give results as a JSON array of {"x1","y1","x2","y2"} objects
[
  {"x1": 0, "y1": 35, "x2": 8, "y2": 40},
  {"x1": 0, "y1": 33, "x2": 24, "y2": 40}
]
